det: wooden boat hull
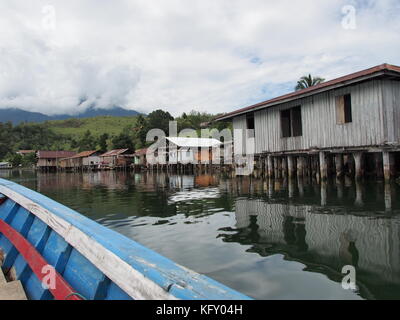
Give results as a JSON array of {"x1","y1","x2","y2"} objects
[{"x1": 0, "y1": 178, "x2": 251, "y2": 300}]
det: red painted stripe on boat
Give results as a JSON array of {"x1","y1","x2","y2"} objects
[{"x1": 0, "y1": 219, "x2": 82, "y2": 300}]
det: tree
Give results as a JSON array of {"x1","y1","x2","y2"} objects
[
  {"x1": 132, "y1": 115, "x2": 147, "y2": 148},
  {"x1": 112, "y1": 126, "x2": 135, "y2": 151},
  {"x1": 146, "y1": 109, "x2": 174, "y2": 134},
  {"x1": 98, "y1": 133, "x2": 109, "y2": 153},
  {"x1": 78, "y1": 130, "x2": 96, "y2": 151},
  {"x1": 295, "y1": 74, "x2": 325, "y2": 91},
  {"x1": 21, "y1": 152, "x2": 37, "y2": 167},
  {"x1": 6, "y1": 153, "x2": 22, "y2": 167},
  {"x1": 0, "y1": 122, "x2": 15, "y2": 159}
]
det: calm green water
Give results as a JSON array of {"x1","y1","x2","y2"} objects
[{"x1": 1, "y1": 169, "x2": 400, "y2": 300}]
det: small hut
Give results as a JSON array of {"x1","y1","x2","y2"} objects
[
  {"x1": 0, "y1": 162, "x2": 12, "y2": 169},
  {"x1": 59, "y1": 151, "x2": 102, "y2": 170},
  {"x1": 99, "y1": 149, "x2": 133, "y2": 169},
  {"x1": 36, "y1": 151, "x2": 77, "y2": 171}
]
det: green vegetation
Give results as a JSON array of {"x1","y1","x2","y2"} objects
[
  {"x1": 295, "y1": 74, "x2": 325, "y2": 91},
  {"x1": 47, "y1": 116, "x2": 138, "y2": 139},
  {"x1": 0, "y1": 110, "x2": 230, "y2": 162}
]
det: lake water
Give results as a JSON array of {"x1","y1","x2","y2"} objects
[{"x1": 1, "y1": 169, "x2": 400, "y2": 300}]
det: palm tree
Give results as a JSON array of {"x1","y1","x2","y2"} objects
[{"x1": 295, "y1": 74, "x2": 325, "y2": 91}]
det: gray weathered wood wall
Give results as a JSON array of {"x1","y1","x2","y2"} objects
[{"x1": 232, "y1": 79, "x2": 400, "y2": 154}]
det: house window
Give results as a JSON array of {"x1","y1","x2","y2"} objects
[
  {"x1": 281, "y1": 109, "x2": 292, "y2": 138},
  {"x1": 281, "y1": 106, "x2": 302, "y2": 138},
  {"x1": 246, "y1": 114, "x2": 255, "y2": 138},
  {"x1": 336, "y1": 94, "x2": 352, "y2": 124}
]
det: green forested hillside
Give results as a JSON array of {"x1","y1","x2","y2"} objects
[
  {"x1": 0, "y1": 110, "x2": 230, "y2": 165},
  {"x1": 46, "y1": 116, "x2": 137, "y2": 140}
]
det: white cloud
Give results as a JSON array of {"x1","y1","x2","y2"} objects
[{"x1": 0, "y1": 0, "x2": 399, "y2": 116}]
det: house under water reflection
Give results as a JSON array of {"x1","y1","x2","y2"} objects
[{"x1": 219, "y1": 177, "x2": 400, "y2": 300}]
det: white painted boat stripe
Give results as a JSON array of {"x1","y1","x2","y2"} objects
[{"x1": 0, "y1": 185, "x2": 176, "y2": 300}]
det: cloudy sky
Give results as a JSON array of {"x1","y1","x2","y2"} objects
[{"x1": 0, "y1": 0, "x2": 399, "y2": 116}]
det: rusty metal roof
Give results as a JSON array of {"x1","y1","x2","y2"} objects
[
  {"x1": 216, "y1": 63, "x2": 400, "y2": 121},
  {"x1": 100, "y1": 149, "x2": 130, "y2": 157},
  {"x1": 67, "y1": 150, "x2": 99, "y2": 159},
  {"x1": 37, "y1": 151, "x2": 77, "y2": 159}
]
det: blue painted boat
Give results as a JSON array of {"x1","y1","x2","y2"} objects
[{"x1": 0, "y1": 178, "x2": 251, "y2": 300}]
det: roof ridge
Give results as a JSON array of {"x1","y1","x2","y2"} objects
[{"x1": 216, "y1": 63, "x2": 400, "y2": 120}]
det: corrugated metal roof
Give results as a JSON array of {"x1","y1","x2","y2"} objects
[
  {"x1": 67, "y1": 150, "x2": 99, "y2": 159},
  {"x1": 100, "y1": 149, "x2": 130, "y2": 157},
  {"x1": 37, "y1": 151, "x2": 77, "y2": 159},
  {"x1": 166, "y1": 137, "x2": 221, "y2": 148},
  {"x1": 216, "y1": 63, "x2": 400, "y2": 121}
]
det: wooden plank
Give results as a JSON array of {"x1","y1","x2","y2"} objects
[
  {"x1": 0, "y1": 281, "x2": 27, "y2": 300},
  {"x1": 336, "y1": 95, "x2": 345, "y2": 124}
]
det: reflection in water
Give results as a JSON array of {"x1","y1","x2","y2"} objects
[{"x1": 2, "y1": 169, "x2": 400, "y2": 300}]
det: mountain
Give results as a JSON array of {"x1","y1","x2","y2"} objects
[{"x1": 0, "y1": 107, "x2": 142, "y2": 124}]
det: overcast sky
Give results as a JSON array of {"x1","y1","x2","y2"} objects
[{"x1": 0, "y1": 0, "x2": 399, "y2": 116}]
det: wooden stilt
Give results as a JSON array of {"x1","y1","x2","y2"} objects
[
  {"x1": 336, "y1": 177, "x2": 344, "y2": 199},
  {"x1": 282, "y1": 157, "x2": 288, "y2": 178},
  {"x1": 321, "y1": 181, "x2": 327, "y2": 206},
  {"x1": 383, "y1": 151, "x2": 395, "y2": 182},
  {"x1": 384, "y1": 182, "x2": 394, "y2": 211},
  {"x1": 355, "y1": 181, "x2": 364, "y2": 206},
  {"x1": 375, "y1": 153, "x2": 384, "y2": 180},
  {"x1": 335, "y1": 154, "x2": 344, "y2": 178},
  {"x1": 277, "y1": 157, "x2": 283, "y2": 179},
  {"x1": 287, "y1": 156, "x2": 295, "y2": 179},
  {"x1": 297, "y1": 156, "x2": 304, "y2": 178},
  {"x1": 353, "y1": 152, "x2": 364, "y2": 180},
  {"x1": 267, "y1": 155, "x2": 274, "y2": 178},
  {"x1": 319, "y1": 152, "x2": 328, "y2": 181}
]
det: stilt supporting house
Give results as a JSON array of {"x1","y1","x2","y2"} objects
[
  {"x1": 335, "y1": 154, "x2": 344, "y2": 178},
  {"x1": 267, "y1": 156, "x2": 274, "y2": 178},
  {"x1": 383, "y1": 151, "x2": 395, "y2": 182},
  {"x1": 353, "y1": 152, "x2": 364, "y2": 180},
  {"x1": 319, "y1": 152, "x2": 328, "y2": 181},
  {"x1": 287, "y1": 156, "x2": 295, "y2": 179}
]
